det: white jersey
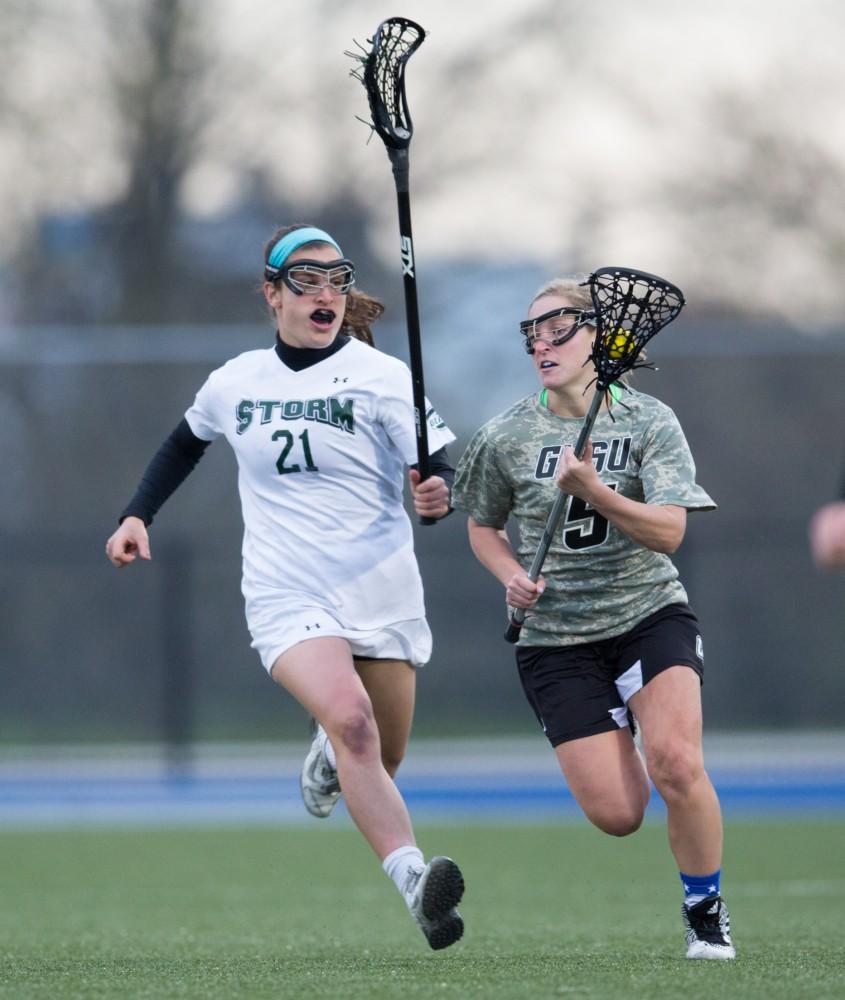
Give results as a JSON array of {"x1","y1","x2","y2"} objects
[{"x1": 184, "y1": 338, "x2": 455, "y2": 631}]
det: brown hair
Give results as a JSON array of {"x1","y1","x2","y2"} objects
[{"x1": 263, "y1": 223, "x2": 384, "y2": 346}]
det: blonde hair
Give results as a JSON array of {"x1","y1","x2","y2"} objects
[{"x1": 530, "y1": 275, "x2": 593, "y2": 313}]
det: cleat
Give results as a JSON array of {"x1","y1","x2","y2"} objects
[
  {"x1": 299, "y1": 721, "x2": 341, "y2": 818},
  {"x1": 406, "y1": 856, "x2": 465, "y2": 951},
  {"x1": 682, "y1": 895, "x2": 736, "y2": 960}
]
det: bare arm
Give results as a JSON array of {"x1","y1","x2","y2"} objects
[
  {"x1": 809, "y1": 500, "x2": 845, "y2": 570},
  {"x1": 556, "y1": 441, "x2": 687, "y2": 553},
  {"x1": 467, "y1": 518, "x2": 545, "y2": 609}
]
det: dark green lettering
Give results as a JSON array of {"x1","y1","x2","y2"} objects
[
  {"x1": 282, "y1": 400, "x2": 305, "y2": 420},
  {"x1": 257, "y1": 400, "x2": 278, "y2": 423},
  {"x1": 305, "y1": 399, "x2": 328, "y2": 422},
  {"x1": 236, "y1": 399, "x2": 254, "y2": 435},
  {"x1": 329, "y1": 396, "x2": 355, "y2": 433}
]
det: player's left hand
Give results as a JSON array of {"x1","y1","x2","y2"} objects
[
  {"x1": 556, "y1": 440, "x2": 601, "y2": 500},
  {"x1": 409, "y1": 469, "x2": 450, "y2": 519}
]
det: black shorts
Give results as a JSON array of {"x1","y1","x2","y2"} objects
[{"x1": 515, "y1": 602, "x2": 704, "y2": 748}]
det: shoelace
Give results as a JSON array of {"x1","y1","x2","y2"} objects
[
  {"x1": 316, "y1": 762, "x2": 340, "y2": 792},
  {"x1": 688, "y1": 903, "x2": 727, "y2": 941},
  {"x1": 313, "y1": 747, "x2": 339, "y2": 788}
]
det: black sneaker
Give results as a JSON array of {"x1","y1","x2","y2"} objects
[
  {"x1": 405, "y1": 856, "x2": 465, "y2": 951},
  {"x1": 682, "y1": 895, "x2": 736, "y2": 960}
]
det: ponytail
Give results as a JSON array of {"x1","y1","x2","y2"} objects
[{"x1": 341, "y1": 288, "x2": 384, "y2": 346}]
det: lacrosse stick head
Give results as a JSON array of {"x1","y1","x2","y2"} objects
[
  {"x1": 349, "y1": 17, "x2": 425, "y2": 150},
  {"x1": 584, "y1": 266, "x2": 685, "y2": 389}
]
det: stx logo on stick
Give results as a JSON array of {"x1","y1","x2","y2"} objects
[{"x1": 400, "y1": 236, "x2": 414, "y2": 277}]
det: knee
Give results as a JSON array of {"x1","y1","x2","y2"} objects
[
  {"x1": 326, "y1": 702, "x2": 379, "y2": 760},
  {"x1": 381, "y1": 752, "x2": 403, "y2": 778},
  {"x1": 380, "y1": 743, "x2": 406, "y2": 778},
  {"x1": 647, "y1": 741, "x2": 704, "y2": 800},
  {"x1": 568, "y1": 757, "x2": 650, "y2": 837},
  {"x1": 588, "y1": 808, "x2": 645, "y2": 838},
  {"x1": 582, "y1": 795, "x2": 647, "y2": 837}
]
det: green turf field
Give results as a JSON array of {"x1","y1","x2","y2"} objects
[{"x1": 1, "y1": 820, "x2": 842, "y2": 999}]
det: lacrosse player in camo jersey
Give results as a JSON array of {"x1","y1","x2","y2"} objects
[
  {"x1": 452, "y1": 275, "x2": 735, "y2": 960},
  {"x1": 105, "y1": 224, "x2": 465, "y2": 951}
]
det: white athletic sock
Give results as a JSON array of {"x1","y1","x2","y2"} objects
[{"x1": 382, "y1": 845, "x2": 425, "y2": 901}]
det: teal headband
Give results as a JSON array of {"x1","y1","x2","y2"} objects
[{"x1": 266, "y1": 227, "x2": 342, "y2": 272}]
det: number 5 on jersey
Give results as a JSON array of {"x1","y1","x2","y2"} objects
[{"x1": 563, "y1": 484, "x2": 617, "y2": 550}]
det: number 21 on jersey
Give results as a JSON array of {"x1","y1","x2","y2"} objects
[{"x1": 272, "y1": 429, "x2": 318, "y2": 474}]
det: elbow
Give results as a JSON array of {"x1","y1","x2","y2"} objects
[
  {"x1": 656, "y1": 528, "x2": 685, "y2": 555},
  {"x1": 652, "y1": 506, "x2": 687, "y2": 554}
]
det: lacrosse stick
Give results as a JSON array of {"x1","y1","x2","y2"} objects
[
  {"x1": 348, "y1": 17, "x2": 437, "y2": 524},
  {"x1": 504, "y1": 266, "x2": 686, "y2": 643}
]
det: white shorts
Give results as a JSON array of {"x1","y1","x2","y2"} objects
[{"x1": 247, "y1": 601, "x2": 433, "y2": 674}]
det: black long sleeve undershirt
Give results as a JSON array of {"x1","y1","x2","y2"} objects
[
  {"x1": 119, "y1": 419, "x2": 211, "y2": 526},
  {"x1": 414, "y1": 448, "x2": 456, "y2": 498},
  {"x1": 120, "y1": 420, "x2": 456, "y2": 527}
]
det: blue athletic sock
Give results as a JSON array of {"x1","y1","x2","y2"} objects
[{"x1": 680, "y1": 869, "x2": 721, "y2": 907}]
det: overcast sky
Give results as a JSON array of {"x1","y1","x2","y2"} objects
[{"x1": 3, "y1": 0, "x2": 845, "y2": 324}]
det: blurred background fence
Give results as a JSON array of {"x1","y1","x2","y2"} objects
[{"x1": 2, "y1": 315, "x2": 843, "y2": 750}]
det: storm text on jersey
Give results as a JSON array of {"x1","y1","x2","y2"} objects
[{"x1": 236, "y1": 397, "x2": 355, "y2": 435}]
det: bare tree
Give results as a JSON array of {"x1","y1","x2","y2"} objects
[
  {"x1": 4, "y1": 0, "x2": 845, "y2": 325},
  {"x1": 94, "y1": 0, "x2": 209, "y2": 320},
  {"x1": 662, "y1": 85, "x2": 845, "y2": 322}
]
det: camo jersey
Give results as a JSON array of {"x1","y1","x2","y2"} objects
[{"x1": 452, "y1": 388, "x2": 716, "y2": 646}]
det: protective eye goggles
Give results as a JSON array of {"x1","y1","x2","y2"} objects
[
  {"x1": 264, "y1": 258, "x2": 356, "y2": 295},
  {"x1": 519, "y1": 307, "x2": 596, "y2": 354}
]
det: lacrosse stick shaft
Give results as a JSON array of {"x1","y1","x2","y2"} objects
[
  {"x1": 387, "y1": 145, "x2": 435, "y2": 525},
  {"x1": 504, "y1": 387, "x2": 605, "y2": 643}
]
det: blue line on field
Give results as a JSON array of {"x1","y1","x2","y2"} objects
[{"x1": 1, "y1": 768, "x2": 844, "y2": 829}]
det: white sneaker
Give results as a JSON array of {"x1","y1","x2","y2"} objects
[
  {"x1": 299, "y1": 722, "x2": 341, "y2": 818},
  {"x1": 405, "y1": 856, "x2": 465, "y2": 950},
  {"x1": 682, "y1": 895, "x2": 736, "y2": 960}
]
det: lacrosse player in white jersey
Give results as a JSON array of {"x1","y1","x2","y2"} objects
[{"x1": 106, "y1": 224, "x2": 465, "y2": 951}]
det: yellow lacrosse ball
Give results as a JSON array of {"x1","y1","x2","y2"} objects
[{"x1": 605, "y1": 328, "x2": 635, "y2": 360}]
